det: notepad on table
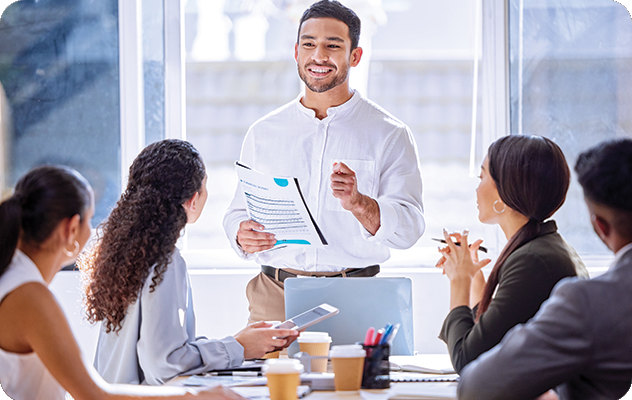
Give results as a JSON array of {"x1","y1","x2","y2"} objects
[
  {"x1": 390, "y1": 372, "x2": 459, "y2": 383},
  {"x1": 388, "y1": 382, "x2": 457, "y2": 400},
  {"x1": 389, "y1": 355, "x2": 456, "y2": 375}
]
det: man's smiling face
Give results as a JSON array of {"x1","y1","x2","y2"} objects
[{"x1": 295, "y1": 17, "x2": 360, "y2": 94}]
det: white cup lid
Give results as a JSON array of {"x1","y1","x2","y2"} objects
[
  {"x1": 298, "y1": 331, "x2": 332, "y2": 343},
  {"x1": 329, "y1": 344, "x2": 366, "y2": 358},
  {"x1": 262, "y1": 359, "x2": 305, "y2": 374}
]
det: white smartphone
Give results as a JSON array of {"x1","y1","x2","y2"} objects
[{"x1": 273, "y1": 303, "x2": 339, "y2": 331}]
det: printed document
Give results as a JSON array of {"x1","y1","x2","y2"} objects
[{"x1": 235, "y1": 162, "x2": 327, "y2": 248}]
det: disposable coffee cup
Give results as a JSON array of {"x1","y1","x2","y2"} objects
[
  {"x1": 329, "y1": 345, "x2": 366, "y2": 391},
  {"x1": 263, "y1": 359, "x2": 304, "y2": 400},
  {"x1": 298, "y1": 332, "x2": 332, "y2": 373}
]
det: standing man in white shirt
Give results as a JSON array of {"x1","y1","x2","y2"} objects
[{"x1": 223, "y1": 0, "x2": 425, "y2": 324}]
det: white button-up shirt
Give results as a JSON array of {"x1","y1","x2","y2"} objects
[{"x1": 223, "y1": 91, "x2": 425, "y2": 272}]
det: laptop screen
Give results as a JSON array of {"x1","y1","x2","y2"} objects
[{"x1": 284, "y1": 277, "x2": 414, "y2": 355}]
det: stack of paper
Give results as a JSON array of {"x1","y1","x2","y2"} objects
[
  {"x1": 389, "y1": 372, "x2": 459, "y2": 383},
  {"x1": 388, "y1": 382, "x2": 457, "y2": 399},
  {"x1": 389, "y1": 355, "x2": 455, "y2": 375},
  {"x1": 388, "y1": 355, "x2": 458, "y2": 383}
]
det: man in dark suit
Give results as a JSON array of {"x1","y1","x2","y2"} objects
[{"x1": 457, "y1": 138, "x2": 632, "y2": 400}]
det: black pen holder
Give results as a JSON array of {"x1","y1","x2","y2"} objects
[{"x1": 361, "y1": 343, "x2": 390, "y2": 389}]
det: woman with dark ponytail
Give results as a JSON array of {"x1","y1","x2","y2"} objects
[
  {"x1": 81, "y1": 139, "x2": 296, "y2": 386},
  {"x1": 436, "y1": 135, "x2": 588, "y2": 374},
  {"x1": 0, "y1": 165, "x2": 243, "y2": 400}
]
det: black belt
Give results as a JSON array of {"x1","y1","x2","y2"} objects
[{"x1": 261, "y1": 265, "x2": 380, "y2": 283}]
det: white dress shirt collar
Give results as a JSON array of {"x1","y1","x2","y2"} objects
[{"x1": 295, "y1": 89, "x2": 361, "y2": 120}]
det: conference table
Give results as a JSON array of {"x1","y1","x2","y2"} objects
[
  {"x1": 172, "y1": 354, "x2": 458, "y2": 400},
  {"x1": 174, "y1": 379, "x2": 457, "y2": 400}
]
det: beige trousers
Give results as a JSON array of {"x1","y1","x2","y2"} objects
[
  {"x1": 246, "y1": 272, "x2": 286, "y2": 324},
  {"x1": 245, "y1": 268, "x2": 350, "y2": 324}
]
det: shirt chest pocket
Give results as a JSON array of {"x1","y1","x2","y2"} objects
[{"x1": 326, "y1": 159, "x2": 376, "y2": 212}]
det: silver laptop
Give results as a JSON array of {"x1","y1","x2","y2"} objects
[{"x1": 284, "y1": 277, "x2": 414, "y2": 355}]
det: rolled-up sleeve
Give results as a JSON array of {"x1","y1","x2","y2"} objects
[{"x1": 363, "y1": 127, "x2": 425, "y2": 249}]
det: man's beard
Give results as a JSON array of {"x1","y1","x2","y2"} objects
[{"x1": 298, "y1": 62, "x2": 349, "y2": 93}]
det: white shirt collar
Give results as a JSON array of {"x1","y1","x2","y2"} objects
[{"x1": 295, "y1": 89, "x2": 360, "y2": 120}]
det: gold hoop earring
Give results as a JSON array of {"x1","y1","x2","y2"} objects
[
  {"x1": 493, "y1": 200, "x2": 506, "y2": 214},
  {"x1": 63, "y1": 240, "x2": 80, "y2": 258}
]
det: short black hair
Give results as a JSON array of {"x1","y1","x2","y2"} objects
[
  {"x1": 297, "y1": 0, "x2": 361, "y2": 50},
  {"x1": 576, "y1": 138, "x2": 632, "y2": 238}
]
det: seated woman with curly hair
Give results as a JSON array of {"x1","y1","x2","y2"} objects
[{"x1": 81, "y1": 139, "x2": 297, "y2": 385}]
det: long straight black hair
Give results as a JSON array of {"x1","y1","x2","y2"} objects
[
  {"x1": 477, "y1": 135, "x2": 570, "y2": 319},
  {"x1": 0, "y1": 165, "x2": 92, "y2": 278}
]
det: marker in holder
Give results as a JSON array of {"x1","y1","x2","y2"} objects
[{"x1": 361, "y1": 343, "x2": 390, "y2": 389}]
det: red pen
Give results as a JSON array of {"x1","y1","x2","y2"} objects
[
  {"x1": 364, "y1": 327, "x2": 375, "y2": 346},
  {"x1": 373, "y1": 328, "x2": 385, "y2": 346}
]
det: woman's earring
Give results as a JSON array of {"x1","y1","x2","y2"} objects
[
  {"x1": 493, "y1": 200, "x2": 506, "y2": 214},
  {"x1": 63, "y1": 240, "x2": 80, "y2": 258}
]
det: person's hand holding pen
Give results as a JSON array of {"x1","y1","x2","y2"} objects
[
  {"x1": 436, "y1": 230, "x2": 491, "y2": 310},
  {"x1": 432, "y1": 238, "x2": 488, "y2": 253}
]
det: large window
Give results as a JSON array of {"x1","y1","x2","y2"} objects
[
  {"x1": 0, "y1": 0, "x2": 121, "y2": 224},
  {"x1": 508, "y1": 0, "x2": 632, "y2": 259},
  {"x1": 0, "y1": 0, "x2": 168, "y2": 226}
]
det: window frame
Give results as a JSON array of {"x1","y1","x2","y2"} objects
[{"x1": 119, "y1": 0, "x2": 146, "y2": 190}]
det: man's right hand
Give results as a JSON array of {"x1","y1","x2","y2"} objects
[{"x1": 236, "y1": 220, "x2": 276, "y2": 254}]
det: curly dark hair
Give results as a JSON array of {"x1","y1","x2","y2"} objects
[{"x1": 80, "y1": 139, "x2": 205, "y2": 333}]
